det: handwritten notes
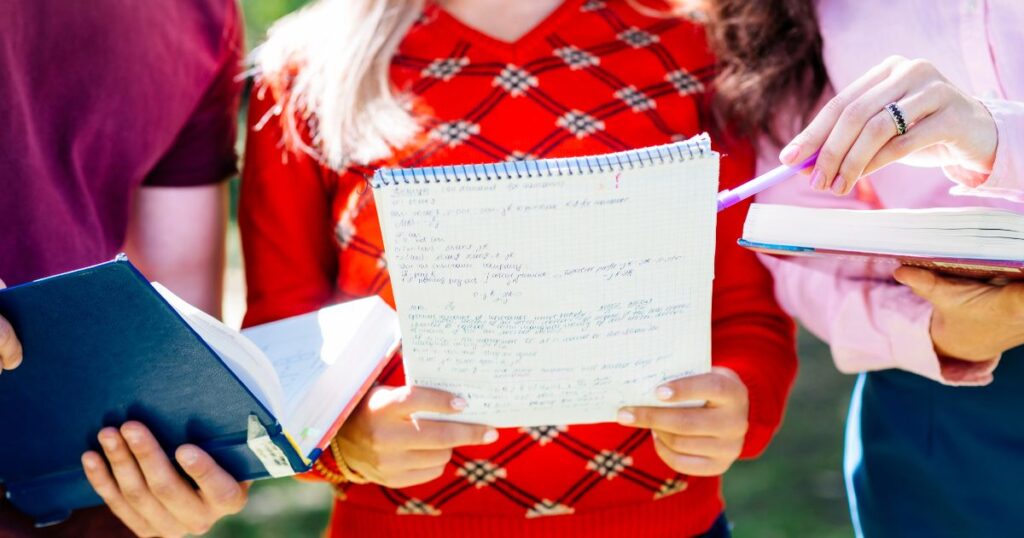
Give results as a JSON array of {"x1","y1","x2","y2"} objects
[{"x1": 374, "y1": 137, "x2": 719, "y2": 427}]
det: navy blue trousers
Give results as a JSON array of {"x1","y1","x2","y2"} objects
[{"x1": 845, "y1": 346, "x2": 1024, "y2": 537}]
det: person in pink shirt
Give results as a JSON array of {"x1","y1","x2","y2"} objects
[{"x1": 707, "y1": 1, "x2": 1024, "y2": 536}]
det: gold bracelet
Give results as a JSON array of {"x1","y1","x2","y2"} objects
[
  {"x1": 330, "y1": 439, "x2": 370, "y2": 484},
  {"x1": 313, "y1": 458, "x2": 347, "y2": 485}
]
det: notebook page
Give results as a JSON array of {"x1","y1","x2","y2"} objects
[{"x1": 375, "y1": 138, "x2": 719, "y2": 427}]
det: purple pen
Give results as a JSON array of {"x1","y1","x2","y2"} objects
[{"x1": 716, "y1": 151, "x2": 819, "y2": 212}]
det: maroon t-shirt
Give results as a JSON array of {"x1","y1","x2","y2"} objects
[
  {"x1": 0, "y1": 0, "x2": 243, "y2": 286},
  {"x1": 0, "y1": 1, "x2": 242, "y2": 536}
]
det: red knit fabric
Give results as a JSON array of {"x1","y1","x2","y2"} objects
[{"x1": 240, "y1": 1, "x2": 797, "y2": 536}]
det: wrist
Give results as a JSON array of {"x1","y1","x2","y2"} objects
[{"x1": 330, "y1": 439, "x2": 370, "y2": 484}]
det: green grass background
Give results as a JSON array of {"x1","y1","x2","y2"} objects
[{"x1": 212, "y1": 2, "x2": 857, "y2": 536}]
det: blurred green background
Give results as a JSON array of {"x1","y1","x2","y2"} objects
[{"x1": 213, "y1": 2, "x2": 857, "y2": 536}]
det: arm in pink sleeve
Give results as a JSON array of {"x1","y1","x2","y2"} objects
[
  {"x1": 948, "y1": 98, "x2": 1024, "y2": 202},
  {"x1": 754, "y1": 151, "x2": 999, "y2": 386},
  {"x1": 758, "y1": 253, "x2": 997, "y2": 386}
]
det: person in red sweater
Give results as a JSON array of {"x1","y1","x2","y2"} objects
[{"x1": 241, "y1": 1, "x2": 797, "y2": 536}]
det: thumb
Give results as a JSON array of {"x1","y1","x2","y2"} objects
[
  {"x1": 0, "y1": 278, "x2": 23, "y2": 371},
  {"x1": 893, "y1": 266, "x2": 978, "y2": 308},
  {"x1": 893, "y1": 266, "x2": 943, "y2": 303}
]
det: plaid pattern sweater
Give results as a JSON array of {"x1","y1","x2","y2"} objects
[{"x1": 240, "y1": 1, "x2": 797, "y2": 536}]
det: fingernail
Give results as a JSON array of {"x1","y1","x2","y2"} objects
[
  {"x1": 810, "y1": 168, "x2": 825, "y2": 190},
  {"x1": 121, "y1": 426, "x2": 141, "y2": 446},
  {"x1": 779, "y1": 143, "x2": 800, "y2": 164},
  {"x1": 831, "y1": 176, "x2": 846, "y2": 195},
  {"x1": 656, "y1": 386, "x2": 674, "y2": 401},
  {"x1": 482, "y1": 429, "x2": 499, "y2": 444},
  {"x1": 99, "y1": 431, "x2": 118, "y2": 451},
  {"x1": 450, "y1": 397, "x2": 468, "y2": 411},
  {"x1": 617, "y1": 410, "x2": 636, "y2": 424},
  {"x1": 178, "y1": 446, "x2": 199, "y2": 466},
  {"x1": 82, "y1": 453, "x2": 98, "y2": 470}
]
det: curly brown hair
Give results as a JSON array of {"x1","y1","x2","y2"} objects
[{"x1": 704, "y1": 0, "x2": 828, "y2": 144}]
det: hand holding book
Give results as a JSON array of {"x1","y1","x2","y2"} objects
[
  {"x1": 81, "y1": 422, "x2": 247, "y2": 537},
  {"x1": 0, "y1": 279, "x2": 22, "y2": 373},
  {"x1": 894, "y1": 266, "x2": 1024, "y2": 363}
]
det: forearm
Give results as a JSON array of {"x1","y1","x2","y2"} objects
[
  {"x1": 761, "y1": 254, "x2": 997, "y2": 386},
  {"x1": 123, "y1": 183, "x2": 228, "y2": 318}
]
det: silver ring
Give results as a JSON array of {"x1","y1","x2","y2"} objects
[{"x1": 885, "y1": 102, "x2": 908, "y2": 136}]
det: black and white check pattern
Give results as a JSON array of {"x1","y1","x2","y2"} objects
[
  {"x1": 614, "y1": 86, "x2": 656, "y2": 112},
  {"x1": 654, "y1": 478, "x2": 688, "y2": 499},
  {"x1": 665, "y1": 69, "x2": 703, "y2": 96},
  {"x1": 422, "y1": 56, "x2": 470, "y2": 81},
  {"x1": 456, "y1": 459, "x2": 508, "y2": 489},
  {"x1": 557, "y1": 110, "x2": 605, "y2": 139},
  {"x1": 586, "y1": 450, "x2": 633, "y2": 480},
  {"x1": 429, "y1": 120, "x2": 481, "y2": 146},
  {"x1": 493, "y1": 64, "x2": 539, "y2": 97},
  {"x1": 397, "y1": 498, "x2": 441, "y2": 516},
  {"x1": 526, "y1": 499, "x2": 575, "y2": 518},
  {"x1": 506, "y1": 150, "x2": 537, "y2": 162},
  {"x1": 554, "y1": 45, "x2": 600, "y2": 70},
  {"x1": 617, "y1": 27, "x2": 659, "y2": 48},
  {"x1": 521, "y1": 425, "x2": 568, "y2": 446}
]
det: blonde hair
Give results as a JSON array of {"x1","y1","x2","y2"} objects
[{"x1": 254, "y1": 0, "x2": 425, "y2": 169}]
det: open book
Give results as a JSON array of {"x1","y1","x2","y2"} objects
[
  {"x1": 155, "y1": 284, "x2": 400, "y2": 456},
  {"x1": 0, "y1": 258, "x2": 399, "y2": 523},
  {"x1": 740, "y1": 203, "x2": 1024, "y2": 280},
  {"x1": 372, "y1": 134, "x2": 719, "y2": 427}
]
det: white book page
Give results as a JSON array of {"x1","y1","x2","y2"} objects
[
  {"x1": 242, "y1": 297, "x2": 400, "y2": 455},
  {"x1": 375, "y1": 144, "x2": 719, "y2": 427}
]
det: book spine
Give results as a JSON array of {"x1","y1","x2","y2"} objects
[{"x1": 372, "y1": 134, "x2": 714, "y2": 188}]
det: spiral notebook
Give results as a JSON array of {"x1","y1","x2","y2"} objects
[{"x1": 372, "y1": 134, "x2": 719, "y2": 427}]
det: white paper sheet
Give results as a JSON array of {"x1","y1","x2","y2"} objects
[{"x1": 375, "y1": 138, "x2": 719, "y2": 427}]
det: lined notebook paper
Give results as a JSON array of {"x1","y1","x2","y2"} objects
[{"x1": 373, "y1": 134, "x2": 720, "y2": 427}]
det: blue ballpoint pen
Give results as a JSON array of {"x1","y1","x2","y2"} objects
[{"x1": 716, "y1": 151, "x2": 819, "y2": 212}]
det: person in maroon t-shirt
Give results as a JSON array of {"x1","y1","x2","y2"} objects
[{"x1": 0, "y1": 1, "x2": 249, "y2": 536}]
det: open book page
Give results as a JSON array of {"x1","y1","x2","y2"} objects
[
  {"x1": 241, "y1": 297, "x2": 400, "y2": 455},
  {"x1": 152, "y1": 283, "x2": 284, "y2": 416},
  {"x1": 374, "y1": 138, "x2": 719, "y2": 428}
]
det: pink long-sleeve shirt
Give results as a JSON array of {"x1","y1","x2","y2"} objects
[{"x1": 755, "y1": 0, "x2": 1024, "y2": 386}]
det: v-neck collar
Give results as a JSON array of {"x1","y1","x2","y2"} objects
[{"x1": 429, "y1": 0, "x2": 587, "y2": 62}]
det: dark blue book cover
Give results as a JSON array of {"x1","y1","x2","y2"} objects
[{"x1": 0, "y1": 258, "x2": 308, "y2": 525}]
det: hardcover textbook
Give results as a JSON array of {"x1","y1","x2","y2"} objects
[{"x1": 0, "y1": 257, "x2": 399, "y2": 524}]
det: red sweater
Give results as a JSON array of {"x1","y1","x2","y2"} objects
[{"x1": 240, "y1": 1, "x2": 797, "y2": 536}]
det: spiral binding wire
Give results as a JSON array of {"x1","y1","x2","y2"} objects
[{"x1": 371, "y1": 133, "x2": 714, "y2": 188}]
